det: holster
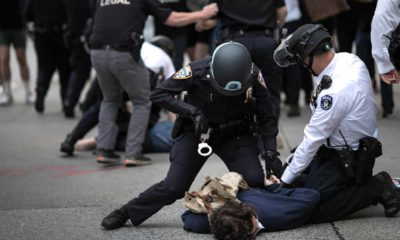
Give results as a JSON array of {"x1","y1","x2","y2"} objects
[
  {"x1": 337, "y1": 147, "x2": 356, "y2": 180},
  {"x1": 129, "y1": 32, "x2": 144, "y2": 62},
  {"x1": 171, "y1": 115, "x2": 189, "y2": 139},
  {"x1": 354, "y1": 137, "x2": 382, "y2": 184}
]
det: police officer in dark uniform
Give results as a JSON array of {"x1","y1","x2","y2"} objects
[
  {"x1": 89, "y1": 0, "x2": 217, "y2": 165},
  {"x1": 62, "y1": 0, "x2": 92, "y2": 118},
  {"x1": 100, "y1": 42, "x2": 279, "y2": 230},
  {"x1": 196, "y1": 0, "x2": 287, "y2": 132},
  {"x1": 24, "y1": 0, "x2": 71, "y2": 114}
]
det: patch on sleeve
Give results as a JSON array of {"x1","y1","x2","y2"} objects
[
  {"x1": 257, "y1": 72, "x2": 267, "y2": 89},
  {"x1": 320, "y1": 95, "x2": 333, "y2": 110},
  {"x1": 173, "y1": 65, "x2": 192, "y2": 80}
]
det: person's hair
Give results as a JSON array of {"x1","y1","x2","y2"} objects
[{"x1": 209, "y1": 201, "x2": 256, "y2": 240}]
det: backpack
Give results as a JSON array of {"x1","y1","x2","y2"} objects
[{"x1": 183, "y1": 172, "x2": 250, "y2": 214}]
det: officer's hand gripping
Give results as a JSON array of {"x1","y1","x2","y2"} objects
[
  {"x1": 263, "y1": 151, "x2": 283, "y2": 178},
  {"x1": 191, "y1": 110, "x2": 208, "y2": 140}
]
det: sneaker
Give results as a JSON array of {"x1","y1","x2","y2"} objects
[
  {"x1": 123, "y1": 155, "x2": 152, "y2": 166},
  {"x1": 96, "y1": 149, "x2": 121, "y2": 164},
  {"x1": 374, "y1": 171, "x2": 400, "y2": 217},
  {"x1": 101, "y1": 205, "x2": 129, "y2": 230},
  {"x1": 60, "y1": 134, "x2": 78, "y2": 156},
  {"x1": 25, "y1": 92, "x2": 35, "y2": 105},
  {"x1": 0, "y1": 92, "x2": 13, "y2": 106}
]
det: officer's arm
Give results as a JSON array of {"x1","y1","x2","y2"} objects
[
  {"x1": 252, "y1": 72, "x2": 278, "y2": 152},
  {"x1": 164, "y1": 3, "x2": 218, "y2": 27},
  {"x1": 371, "y1": 0, "x2": 398, "y2": 75},
  {"x1": 281, "y1": 92, "x2": 349, "y2": 184},
  {"x1": 150, "y1": 66, "x2": 197, "y2": 116}
]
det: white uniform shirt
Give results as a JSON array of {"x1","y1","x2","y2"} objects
[
  {"x1": 141, "y1": 42, "x2": 176, "y2": 79},
  {"x1": 281, "y1": 53, "x2": 378, "y2": 184},
  {"x1": 371, "y1": 0, "x2": 400, "y2": 74}
]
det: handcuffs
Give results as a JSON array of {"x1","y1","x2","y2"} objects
[{"x1": 197, "y1": 128, "x2": 213, "y2": 157}]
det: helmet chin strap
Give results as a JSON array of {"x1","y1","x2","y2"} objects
[{"x1": 301, "y1": 54, "x2": 318, "y2": 77}]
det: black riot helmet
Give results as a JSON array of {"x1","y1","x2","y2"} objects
[
  {"x1": 210, "y1": 42, "x2": 253, "y2": 96},
  {"x1": 150, "y1": 35, "x2": 176, "y2": 58},
  {"x1": 274, "y1": 24, "x2": 332, "y2": 73}
]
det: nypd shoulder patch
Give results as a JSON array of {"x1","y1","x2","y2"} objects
[
  {"x1": 320, "y1": 95, "x2": 333, "y2": 110},
  {"x1": 173, "y1": 65, "x2": 192, "y2": 80}
]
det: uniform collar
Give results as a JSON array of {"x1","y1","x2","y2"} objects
[{"x1": 315, "y1": 53, "x2": 338, "y2": 85}]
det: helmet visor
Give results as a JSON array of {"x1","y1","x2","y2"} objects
[{"x1": 273, "y1": 38, "x2": 296, "y2": 67}]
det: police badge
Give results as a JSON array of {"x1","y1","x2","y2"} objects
[
  {"x1": 320, "y1": 95, "x2": 332, "y2": 110},
  {"x1": 173, "y1": 65, "x2": 192, "y2": 80}
]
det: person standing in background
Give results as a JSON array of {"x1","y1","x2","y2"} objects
[
  {"x1": 371, "y1": 0, "x2": 400, "y2": 118},
  {"x1": 62, "y1": 0, "x2": 92, "y2": 118},
  {"x1": 90, "y1": 0, "x2": 218, "y2": 166},
  {"x1": 0, "y1": 0, "x2": 33, "y2": 106},
  {"x1": 24, "y1": 0, "x2": 71, "y2": 115}
]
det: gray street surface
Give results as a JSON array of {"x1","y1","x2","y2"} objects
[{"x1": 1, "y1": 40, "x2": 400, "y2": 240}]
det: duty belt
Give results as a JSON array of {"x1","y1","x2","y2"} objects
[
  {"x1": 222, "y1": 27, "x2": 273, "y2": 38},
  {"x1": 91, "y1": 44, "x2": 131, "y2": 52}
]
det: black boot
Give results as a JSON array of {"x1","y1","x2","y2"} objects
[
  {"x1": 60, "y1": 134, "x2": 78, "y2": 156},
  {"x1": 374, "y1": 171, "x2": 400, "y2": 217},
  {"x1": 35, "y1": 92, "x2": 45, "y2": 114},
  {"x1": 287, "y1": 105, "x2": 300, "y2": 117},
  {"x1": 101, "y1": 204, "x2": 129, "y2": 230}
]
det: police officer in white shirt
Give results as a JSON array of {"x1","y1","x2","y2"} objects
[
  {"x1": 274, "y1": 24, "x2": 400, "y2": 222},
  {"x1": 371, "y1": 0, "x2": 400, "y2": 118}
]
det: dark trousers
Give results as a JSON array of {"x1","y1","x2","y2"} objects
[
  {"x1": 380, "y1": 80, "x2": 394, "y2": 112},
  {"x1": 65, "y1": 38, "x2": 92, "y2": 109},
  {"x1": 126, "y1": 132, "x2": 265, "y2": 226},
  {"x1": 304, "y1": 150, "x2": 383, "y2": 223},
  {"x1": 34, "y1": 33, "x2": 70, "y2": 102},
  {"x1": 223, "y1": 34, "x2": 282, "y2": 119},
  {"x1": 336, "y1": 1, "x2": 377, "y2": 88}
]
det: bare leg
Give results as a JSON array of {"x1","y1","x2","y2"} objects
[
  {"x1": 0, "y1": 46, "x2": 13, "y2": 105},
  {"x1": 15, "y1": 47, "x2": 33, "y2": 104}
]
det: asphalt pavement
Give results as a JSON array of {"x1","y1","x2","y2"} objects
[{"x1": 1, "y1": 40, "x2": 400, "y2": 240}]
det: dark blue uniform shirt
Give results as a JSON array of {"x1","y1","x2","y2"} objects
[{"x1": 150, "y1": 57, "x2": 278, "y2": 151}]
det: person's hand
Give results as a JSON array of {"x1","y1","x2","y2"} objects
[
  {"x1": 264, "y1": 175, "x2": 281, "y2": 186},
  {"x1": 191, "y1": 109, "x2": 208, "y2": 139},
  {"x1": 380, "y1": 69, "x2": 400, "y2": 84},
  {"x1": 263, "y1": 151, "x2": 283, "y2": 178},
  {"x1": 201, "y1": 3, "x2": 218, "y2": 19}
]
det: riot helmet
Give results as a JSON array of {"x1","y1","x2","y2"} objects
[
  {"x1": 274, "y1": 24, "x2": 332, "y2": 70},
  {"x1": 210, "y1": 42, "x2": 253, "y2": 96},
  {"x1": 151, "y1": 35, "x2": 176, "y2": 58}
]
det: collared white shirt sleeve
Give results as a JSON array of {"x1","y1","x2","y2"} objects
[
  {"x1": 281, "y1": 89, "x2": 350, "y2": 184},
  {"x1": 371, "y1": 0, "x2": 400, "y2": 74}
]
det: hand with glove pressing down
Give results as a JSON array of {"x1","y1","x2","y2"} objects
[{"x1": 190, "y1": 108, "x2": 208, "y2": 140}]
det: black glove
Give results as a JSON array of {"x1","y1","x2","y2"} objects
[
  {"x1": 272, "y1": 181, "x2": 290, "y2": 193},
  {"x1": 263, "y1": 151, "x2": 283, "y2": 178},
  {"x1": 190, "y1": 109, "x2": 208, "y2": 139}
]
